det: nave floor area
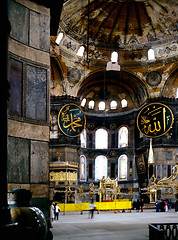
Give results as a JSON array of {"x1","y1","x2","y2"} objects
[{"x1": 51, "y1": 209, "x2": 178, "y2": 240}]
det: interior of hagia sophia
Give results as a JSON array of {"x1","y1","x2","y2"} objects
[{"x1": 1, "y1": 0, "x2": 177, "y2": 231}]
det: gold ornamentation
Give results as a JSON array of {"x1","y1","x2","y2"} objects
[
  {"x1": 50, "y1": 171, "x2": 77, "y2": 182},
  {"x1": 146, "y1": 164, "x2": 178, "y2": 202}
]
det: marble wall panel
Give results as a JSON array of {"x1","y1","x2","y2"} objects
[
  {"x1": 30, "y1": 184, "x2": 49, "y2": 198},
  {"x1": 9, "y1": 0, "x2": 29, "y2": 45},
  {"x1": 166, "y1": 151, "x2": 173, "y2": 160},
  {"x1": 8, "y1": 137, "x2": 30, "y2": 183},
  {"x1": 9, "y1": 0, "x2": 50, "y2": 52},
  {"x1": 8, "y1": 119, "x2": 49, "y2": 142},
  {"x1": 29, "y1": 11, "x2": 40, "y2": 49},
  {"x1": 29, "y1": 11, "x2": 50, "y2": 52},
  {"x1": 30, "y1": 141, "x2": 49, "y2": 183},
  {"x1": 8, "y1": 39, "x2": 50, "y2": 65},
  {"x1": 162, "y1": 165, "x2": 167, "y2": 178},
  {"x1": 39, "y1": 14, "x2": 50, "y2": 52},
  {"x1": 156, "y1": 165, "x2": 161, "y2": 179},
  {"x1": 66, "y1": 151, "x2": 78, "y2": 162},
  {"x1": 26, "y1": 65, "x2": 47, "y2": 121},
  {"x1": 9, "y1": 58, "x2": 23, "y2": 116}
]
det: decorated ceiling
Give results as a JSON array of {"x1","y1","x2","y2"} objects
[
  {"x1": 60, "y1": 0, "x2": 177, "y2": 49},
  {"x1": 50, "y1": 0, "x2": 178, "y2": 113}
]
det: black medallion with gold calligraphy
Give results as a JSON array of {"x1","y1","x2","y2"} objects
[
  {"x1": 58, "y1": 103, "x2": 86, "y2": 137},
  {"x1": 137, "y1": 103, "x2": 174, "y2": 138}
]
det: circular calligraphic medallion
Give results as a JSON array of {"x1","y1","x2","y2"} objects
[
  {"x1": 58, "y1": 104, "x2": 86, "y2": 137},
  {"x1": 137, "y1": 103, "x2": 174, "y2": 138}
]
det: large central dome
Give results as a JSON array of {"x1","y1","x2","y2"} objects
[{"x1": 60, "y1": 0, "x2": 177, "y2": 50}]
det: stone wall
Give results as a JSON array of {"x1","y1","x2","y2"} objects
[{"x1": 8, "y1": 0, "x2": 50, "y2": 219}]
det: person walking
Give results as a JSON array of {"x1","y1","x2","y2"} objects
[
  {"x1": 155, "y1": 201, "x2": 160, "y2": 212},
  {"x1": 55, "y1": 203, "x2": 60, "y2": 221},
  {"x1": 136, "y1": 199, "x2": 140, "y2": 212},
  {"x1": 89, "y1": 199, "x2": 96, "y2": 219},
  {"x1": 160, "y1": 199, "x2": 165, "y2": 212},
  {"x1": 175, "y1": 199, "x2": 178, "y2": 212},
  {"x1": 140, "y1": 199, "x2": 144, "y2": 212}
]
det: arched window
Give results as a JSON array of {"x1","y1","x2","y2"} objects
[
  {"x1": 88, "y1": 100, "x2": 95, "y2": 109},
  {"x1": 95, "y1": 155, "x2": 108, "y2": 181},
  {"x1": 81, "y1": 98, "x2": 86, "y2": 107},
  {"x1": 50, "y1": 113, "x2": 58, "y2": 139},
  {"x1": 98, "y1": 101, "x2": 105, "y2": 110},
  {"x1": 118, "y1": 127, "x2": 128, "y2": 148},
  {"x1": 118, "y1": 154, "x2": 127, "y2": 180},
  {"x1": 55, "y1": 32, "x2": 64, "y2": 45},
  {"x1": 80, "y1": 155, "x2": 86, "y2": 181},
  {"x1": 95, "y1": 128, "x2": 108, "y2": 149},
  {"x1": 110, "y1": 100, "x2": 117, "y2": 110},
  {"x1": 77, "y1": 45, "x2": 85, "y2": 57},
  {"x1": 121, "y1": 99, "x2": 127, "y2": 108},
  {"x1": 111, "y1": 51, "x2": 118, "y2": 63},
  {"x1": 148, "y1": 49, "x2": 155, "y2": 60},
  {"x1": 80, "y1": 129, "x2": 86, "y2": 148}
]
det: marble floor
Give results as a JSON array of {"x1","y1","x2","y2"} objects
[{"x1": 51, "y1": 209, "x2": 178, "y2": 240}]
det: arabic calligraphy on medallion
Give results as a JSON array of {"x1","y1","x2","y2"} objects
[
  {"x1": 137, "y1": 103, "x2": 174, "y2": 138},
  {"x1": 58, "y1": 103, "x2": 86, "y2": 137}
]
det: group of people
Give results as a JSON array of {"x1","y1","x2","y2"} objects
[
  {"x1": 51, "y1": 202, "x2": 60, "y2": 222},
  {"x1": 50, "y1": 198, "x2": 178, "y2": 222},
  {"x1": 132, "y1": 199, "x2": 144, "y2": 212},
  {"x1": 155, "y1": 199, "x2": 177, "y2": 212}
]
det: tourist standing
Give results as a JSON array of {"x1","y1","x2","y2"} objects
[{"x1": 50, "y1": 203, "x2": 55, "y2": 222}]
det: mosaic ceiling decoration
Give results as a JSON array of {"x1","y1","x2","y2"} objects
[{"x1": 60, "y1": 0, "x2": 177, "y2": 49}]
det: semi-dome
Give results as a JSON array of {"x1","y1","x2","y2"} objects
[{"x1": 78, "y1": 70, "x2": 148, "y2": 113}]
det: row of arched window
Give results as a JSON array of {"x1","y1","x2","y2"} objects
[
  {"x1": 56, "y1": 32, "x2": 156, "y2": 61},
  {"x1": 80, "y1": 154, "x2": 129, "y2": 181},
  {"x1": 80, "y1": 127, "x2": 128, "y2": 149},
  {"x1": 81, "y1": 98, "x2": 127, "y2": 110}
]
